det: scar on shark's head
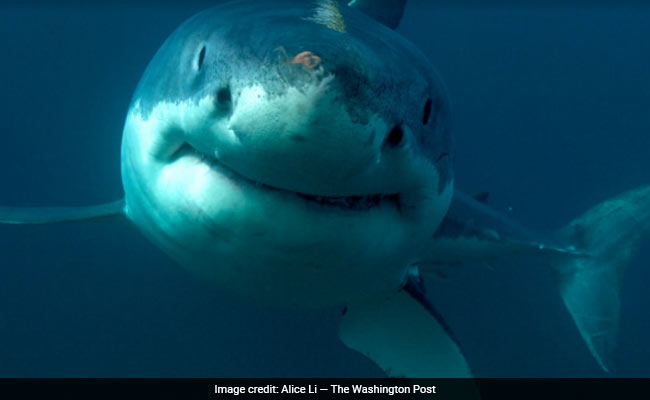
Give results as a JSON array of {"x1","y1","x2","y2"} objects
[{"x1": 285, "y1": 51, "x2": 322, "y2": 70}]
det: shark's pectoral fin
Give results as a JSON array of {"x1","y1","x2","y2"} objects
[
  {"x1": 338, "y1": 283, "x2": 472, "y2": 378},
  {"x1": 0, "y1": 199, "x2": 126, "y2": 224},
  {"x1": 553, "y1": 184, "x2": 650, "y2": 371}
]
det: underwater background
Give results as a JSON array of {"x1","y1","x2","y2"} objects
[{"x1": 0, "y1": 1, "x2": 648, "y2": 377}]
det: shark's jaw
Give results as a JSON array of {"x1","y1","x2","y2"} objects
[
  {"x1": 120, "y1": 91, "x2": 453, "y2": 307},
  {"x1": 171, "y1": 138, "x2": 405, "y2": 218},
  {"x1": 181, "y1": 142, "x2": 404, "y2": 213}
]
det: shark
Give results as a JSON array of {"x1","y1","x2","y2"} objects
[{"x1": 1, "y1": 0, "x2": 649, "y2": 377}]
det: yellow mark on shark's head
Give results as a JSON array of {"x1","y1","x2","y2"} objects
[{"x1": 305, "y1": 0, "x2": 346, "y2": 33}]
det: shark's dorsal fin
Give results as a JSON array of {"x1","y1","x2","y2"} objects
[{"x1": 347, "y1": 0, "x2": 407, "y2": 30}]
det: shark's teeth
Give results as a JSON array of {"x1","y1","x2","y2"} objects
[{"x1": 297, "y1": 192, "x2": 400, "y2": 211}]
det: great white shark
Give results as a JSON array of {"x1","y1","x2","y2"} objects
[{"x1": 1, "y1": 0, "x2": 649, "y2": 377}]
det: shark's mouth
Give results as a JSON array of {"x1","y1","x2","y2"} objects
[
  {"x1": 182, "y1": 143, "x2": 401, "y2": 212},
  {"x1": 296, "y1": 192, "x2": 401, "y2": 211}
]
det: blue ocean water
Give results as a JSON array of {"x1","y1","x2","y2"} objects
[{"x1": 0, "y1": 1, "x2": 648, "y2": 377}]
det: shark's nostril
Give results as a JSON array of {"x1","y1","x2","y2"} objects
[
  {"x1": 216, "y1": 86, "x2": 232, "y2": 112},
  {"x1": 383, "y1": 124, "x2": 404, "y2": 148}
]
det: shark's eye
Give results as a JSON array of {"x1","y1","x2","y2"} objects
[
  {"x1": 422, "y1": 97, "x2": 432, "y2": 125},
  {"x1": 196, "y1": 45, "x2": 206, "y2": 70}
]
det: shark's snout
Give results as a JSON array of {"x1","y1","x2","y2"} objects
[{"x1": 207, "y1": 71, "x2": 419, "y2": 198}]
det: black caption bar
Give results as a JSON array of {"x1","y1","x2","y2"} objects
[{"x1": 0, "y1": 378, "x2": 648, "y2": 399}]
